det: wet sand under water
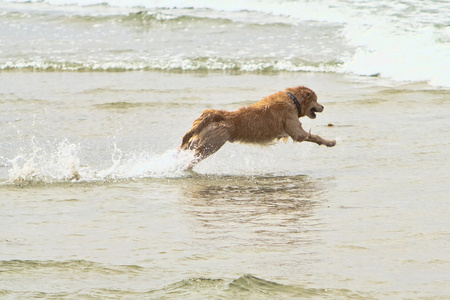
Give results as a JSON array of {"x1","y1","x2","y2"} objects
[{"x1": 1, "y1": 71, "x2": 449, "y2": 298}]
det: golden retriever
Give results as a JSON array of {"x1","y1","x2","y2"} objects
[{"x1": 180, "y1": 86, "x2": 336, "y2": 168}]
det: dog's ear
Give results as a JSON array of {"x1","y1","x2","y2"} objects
[{"x1": 305, "y1": 90, "x2": 311, "y2": 99}]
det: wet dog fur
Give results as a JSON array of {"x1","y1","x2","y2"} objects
[{"x1": 180, "y1": 86, "x2": 336, "y2": 168}]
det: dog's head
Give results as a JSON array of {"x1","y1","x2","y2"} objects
[{"x1": 287, "y1": 86, "x2": 324, "y2": 119}]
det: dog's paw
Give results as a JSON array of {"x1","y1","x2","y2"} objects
[
  {"x1": 326, "y1": 140, "x2": 336, "y2": 147},
  {"x1": 187, "y1": 137, "x2": 199, "y2": 150}
]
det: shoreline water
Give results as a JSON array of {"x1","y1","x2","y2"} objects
[
  {"x1": 1, "y1": 0, "x2": 449, "y2": 88},
  {"x1": 1, "y1": 0, "x2": 450, "y2": 298},
  {"x1": 1, "y1": 70, "x2": 450, "y2": 298}
]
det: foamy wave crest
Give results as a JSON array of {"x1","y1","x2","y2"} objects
[
  {"x1": 5, "y1": 141, "x2": 195, "y2": 185},
  {"x1": 342, "y1": 19, "x2": 450, "y2": 87},
  {"x1": 0, "y1": 57, "x2": 340, "y2": 73}
]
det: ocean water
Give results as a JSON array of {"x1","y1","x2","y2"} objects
[{"x1": 1, "y1": 0, "x2": 450, "y2": 299}]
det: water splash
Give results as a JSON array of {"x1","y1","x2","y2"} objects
[
  {"x1": 95, "y1": 147, "x2": 195, "y2": 180},
  {"x1": 4, "y1": 140, "x2": 196, "y2": 185},
  {"x1": 7, "y1": 140, "x2": 81, "y2": 185}
]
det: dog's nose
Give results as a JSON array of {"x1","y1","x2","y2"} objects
[{"x1": 321, "y1": 105, "x2": 324, "y2": 111}]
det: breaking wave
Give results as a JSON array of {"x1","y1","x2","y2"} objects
[
  {"x1": 1, "y1": 0, "x2": 449, "y2": 87},
  {"x1": 0, "y1": 57, "x2": 341, "y2": 73}
]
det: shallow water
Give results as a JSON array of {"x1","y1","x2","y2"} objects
[
  {"x1": 1, "y1": 71, "x2": 450, "y2": 299},
  {"x1": 1, "y1": 0, "x2": 450, "y2": 298}
]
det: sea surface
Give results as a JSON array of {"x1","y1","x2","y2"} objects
[{"x1": 1, "y1": 0, "x2": 449, "y2": 299}]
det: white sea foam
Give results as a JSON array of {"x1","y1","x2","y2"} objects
[
  {"x1": 0, "y1": 56, "x2": 340, "y2": 73},
  {"x1": 341, "y1": 15, "x2": 450, "y2": 87}
]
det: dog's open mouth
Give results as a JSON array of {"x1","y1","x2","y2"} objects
[{"x1": 310, "y1": 107, "x2": 317, "y2": 119}]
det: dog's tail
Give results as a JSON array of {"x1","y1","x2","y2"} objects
[{"x1": 180, "y1": 109, "x2": 225, "y2": 150}]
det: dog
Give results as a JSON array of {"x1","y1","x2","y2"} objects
[{"x1": 180, "y1": 86, "x2": 336, "y2": 168}]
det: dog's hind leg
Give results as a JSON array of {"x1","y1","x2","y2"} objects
[{"x1": 187, "y1": 123, "x2": 230, "y2": 169}]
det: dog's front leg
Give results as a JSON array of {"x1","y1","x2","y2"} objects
[
  {"x1": 286, "y1": 119, "x2": 335, "y2": 147},
  {"x1": 304, "y1": 132, "x2": 336, "y2": 147}
]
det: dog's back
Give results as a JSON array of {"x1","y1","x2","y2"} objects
[
  {"x1": 181, "y1": 91, "x2": 294, "y2": 149},
  {"x1": 180, "y1": 109, "x2": 228, "y2": 150},
  {"x1": 227, "y1": 93, "x2": 292, "y2": 143}
]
